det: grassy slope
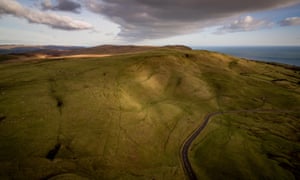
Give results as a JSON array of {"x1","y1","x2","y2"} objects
[
  {"x1": 0, "y1": 48, "x2": 299, "y2": 179},
  {"x1": 189, "y1": 51, "x2": 300, "y2": 180}
]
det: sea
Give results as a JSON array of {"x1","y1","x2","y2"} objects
[{"x1": 193, "y1": 46, "x2": 300, "y2": 67}]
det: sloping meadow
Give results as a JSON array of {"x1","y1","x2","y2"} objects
[{"x1": 0, "y1": 48, "x2": 299, "y2": 179}]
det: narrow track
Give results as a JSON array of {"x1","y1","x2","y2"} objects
[{"x1": 180, "y1": 109, "x2": 294, "y2": 180}]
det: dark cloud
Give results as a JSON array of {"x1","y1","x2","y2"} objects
[
  {"x1": 0, "y1": 0, "x2": 92, "y2": 30},
  {"x1": 55, "y1": 0, "x2": 81, "y2": 12},
  {"x1": 42, "y1": 0, "x2": 81, "y2": 13},
  {"x1": 279, "y1": 17, "x2": 300, "y2": 26},
  {"x1": 84, "y1": 0, "x2": 299, "y2": 40}
]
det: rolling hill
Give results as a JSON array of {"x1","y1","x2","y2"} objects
[{"x1": 0, "y1": 46, "x2": 299, "y2": 179}]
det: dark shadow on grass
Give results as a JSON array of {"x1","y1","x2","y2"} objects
[
  {"x1": 46, "y1": 143, "x2": 61, "y2": 160},
  {"x1": 54, "y1": 96, "x2": 64, "y2": 114},
  {"x1": 56, "y1": 97, "x2": 63, "y2": 108},
  {"x1": 0, "y1": 116, "x2": 6, "y2": 122}
]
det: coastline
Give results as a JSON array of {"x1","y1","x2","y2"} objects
[{"x1": 194, "y1": 46, "x2": 300, "y2": 67}]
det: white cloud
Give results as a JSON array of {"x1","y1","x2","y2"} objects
[
  {"x1": 83, "y1": 0, "x2": 102, "y2": 13},
  {"x1": 41, "y1": 0, "x2": 53, "y2": 10},
  {"x1": 216, "y1": 16, "x2": 272, "y2": 34},
  {"x1": 280, "y1": 17, "x2": 300, "y2": 26},
  {"x1": 0, "y1": 0, "x2": 92, "y2": 30}
]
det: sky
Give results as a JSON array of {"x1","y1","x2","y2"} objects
[{"x1": 0, "y1": 0, "x2": 300, "y2": 46}]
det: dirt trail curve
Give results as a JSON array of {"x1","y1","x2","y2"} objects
[{"x1": 180, "y1": 109, "x2": 295, "y2": 180}]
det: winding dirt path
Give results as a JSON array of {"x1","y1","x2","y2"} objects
[{"x1": 180, "y1": 109, "x2": 294, "y2": 180}]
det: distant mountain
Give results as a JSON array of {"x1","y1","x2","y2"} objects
[{"x1": 0, "y1": 45, "x2": 85, "y2": 55}]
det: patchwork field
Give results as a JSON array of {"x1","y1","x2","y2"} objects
[{"x1": 0, "y1": 47, "x2": 299, "y2": 179}]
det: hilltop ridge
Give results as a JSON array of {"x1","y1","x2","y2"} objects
[
  {"x1": 0, "y1": 44, "x2": 192, "y2": 62},
  {"x1": 0, "y1": 44, "x2": 191, "y2": 55}
]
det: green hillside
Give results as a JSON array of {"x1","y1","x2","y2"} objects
[{"x1": 0, "y1": 47, "x2": 299, "y2": 179}]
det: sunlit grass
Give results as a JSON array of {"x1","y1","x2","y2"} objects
[{"x1": 0, "y1": 48, "x2": 299, "y2": 179}]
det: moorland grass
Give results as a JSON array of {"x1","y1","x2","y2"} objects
[{"x1": 0, "y1": 48, "x2": 299, "y2": 179}]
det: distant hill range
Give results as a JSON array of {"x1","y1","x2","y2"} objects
[
  {"x1": 0, "y1": 45, "x2": 191, "y2": 56},
  {"x1": 0, "y1": 45, "x2": 84, "y2": 55}
]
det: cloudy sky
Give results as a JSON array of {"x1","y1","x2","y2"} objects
[{"x1": 0, "y1": 0, "x2": 300, "y2": 46}]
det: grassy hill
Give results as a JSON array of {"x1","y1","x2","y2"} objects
[{"x1": 0, "y1": 47, "x2": 299, "y2": 179}]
